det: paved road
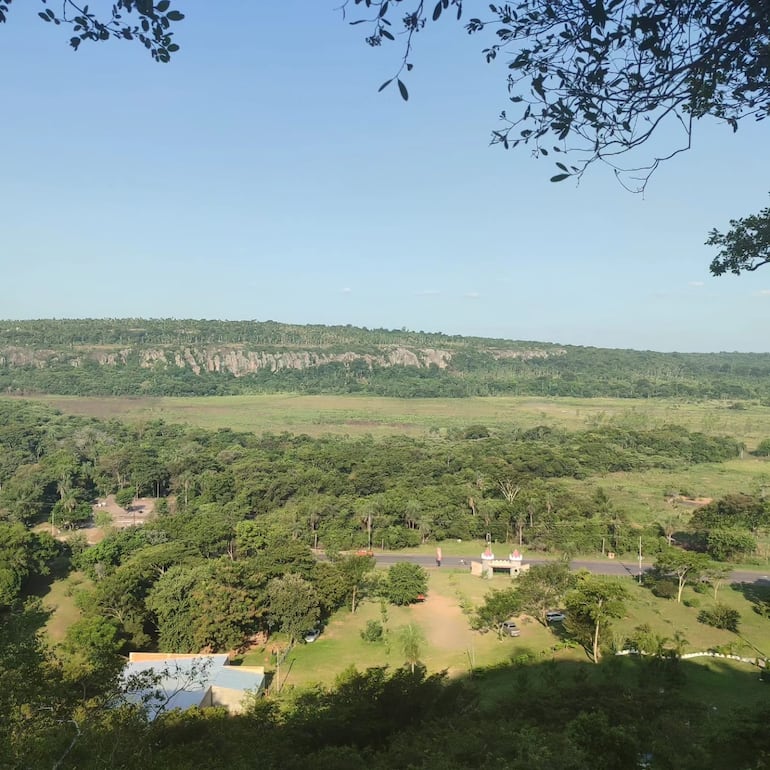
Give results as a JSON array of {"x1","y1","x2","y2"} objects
[{"x1": 371, "y1": 552, "x2": 769, "y2": 585}]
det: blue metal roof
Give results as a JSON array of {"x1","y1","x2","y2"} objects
[
  {"x1": 213, "y1": 667, "x2": 265, "y2": 691},
  {"x1": 120, "y1": 654, "x2": 261, "y2": 719}
]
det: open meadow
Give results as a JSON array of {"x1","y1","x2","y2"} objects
[{"x1": 7, "y1": 393, "x2": 770, "y2": 447}]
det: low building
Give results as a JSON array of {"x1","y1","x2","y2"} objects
[{"x1": 121, "y1": 652, "x2": 265, "y2": 719}]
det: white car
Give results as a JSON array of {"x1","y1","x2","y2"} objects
[
  {"x1": 304, "y1": 629, "x2": 321, "y2": 643},
  {"x1": 545, "y1": 611, "x2": 565, "y2": 623}
]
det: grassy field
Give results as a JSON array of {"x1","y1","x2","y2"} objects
[
  {"x1": 240, "y1": 566, "x2": 770, "y2": 710},
  {"x1": 8, "y1": 393, "x2": 770, "y2": 447},
  {"x1": 38, "y1": 570, "x2": 92, "y2": 643}
]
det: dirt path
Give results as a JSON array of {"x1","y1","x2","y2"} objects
[
  {"x1": 412, "y1": 591, "x2": 476, "y2": 651},
  {"x1": 91, "y1": 495, "x2": 155, "y2": 533}
]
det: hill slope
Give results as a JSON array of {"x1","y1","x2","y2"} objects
[{"x1": 2, "y1": 318, "x2": 770, "y2": 399}]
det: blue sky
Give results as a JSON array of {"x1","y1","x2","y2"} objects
[{"x1": 1, "y1": 1, "x2": 768, "y2": 352}]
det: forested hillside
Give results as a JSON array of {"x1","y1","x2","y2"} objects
[{"x1": 3, "y1": 318, "x2": 770, "y2": 398}]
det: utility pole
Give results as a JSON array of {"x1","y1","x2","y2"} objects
[{"x1": 638, "y1": 536, "x2": 643, "y2": 584}]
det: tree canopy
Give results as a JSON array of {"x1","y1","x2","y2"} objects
[
  {"x1": 1, "y1": 0, "x2": 184, "y2": 62},
  {"x1": 707, "y1": 196, "x2": 770, "y2": 275},
  {"x1": 344, "y1": 0, "x2": 769, "y2": 191}
]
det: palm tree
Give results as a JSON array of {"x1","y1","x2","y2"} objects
[
  {"x1": 55, "y1": 474, "x2": 77, "y2": 532},
  {"x1": 670, "y1": 630, "x2": 688, "y2": 658},
  {"x1": 397, "y1": 623, "x2": 426, "y2": 674}
]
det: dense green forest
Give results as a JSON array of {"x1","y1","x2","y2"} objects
[
  {"x1": 2, "y1": 397, "x2": 770, "y2": 768},
  {"x1": 0, "y1": 400, "x2": 747, "y2": 558},
  {"x1": 0, "y1": 398, "x2": 763, "y2": 653},
  {"x1": 4, "y1": 318, "x2": 770, "y2": 398}
]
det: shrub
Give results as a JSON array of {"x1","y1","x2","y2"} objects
[
  {"x1": 360, "y1": 620, "x2": 384, "y2": 643},
  {"x1": 462, "y1": 424, "x2": 490, "y2": 440},
  {"x1": 683, "y1": 598, "x2": 700, "y2": 609},
  {"x1": 651, "y1": 579, "x2": 678, "y2": 600},
  {"x1": 706, "y1": 528, "x2": 757, "y2": 561},
  {"x1": 383, "y1": 563, "x2": 428, "y2": 606},
  {"x1": 698, "y1": 604, "x2": 741, "y2": 632},
  {"x1": 94, "y1": 509, "x2": 113, "y2": 529},
  {"x1": 115, "y1": 488, "x2": 134, "y2": 509}
]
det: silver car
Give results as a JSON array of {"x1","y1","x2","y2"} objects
[{"x1": 501, "y1": 621, "x2": 521, "y2": 637}]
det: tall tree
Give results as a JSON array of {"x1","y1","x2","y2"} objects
[
  {"x1": 473, "y1": 587, "x2": 522, "y2": 638},
  {"x1": 267, "y1": 573, "x2": 321, "y2": 645},
  {"x1": 565, "y1": 574, "x2": 628, "y2": 662},
  {"x1": 147, "y1": 560, "x2": 268, "y2": 652},
  {"x1": 654, "y1": 548, "x2": 711, "y2": 603},
  {"x1": 332, "y1": 553, "x2": 376, "y2": 613},
  {"x1": 0, "y1": 524, "x2": 58, "y2": 607},
  {"x1": 702, "y1": 563, "x2": 731, "y2": 601},
  {"x1": 515, "y1": 562, "x2": 575, "y2": 626}
]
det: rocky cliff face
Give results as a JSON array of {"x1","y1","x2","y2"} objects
[{"x1": 0, "y1": 344, "x2": 563, "y2": 377}]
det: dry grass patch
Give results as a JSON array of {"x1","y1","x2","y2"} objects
[
  {"x1": 11, "y1": 393, "x2": 770, "y2": 443},
  {"x1": 42, "y1": 571, "x2": 92, "y2": 643}
]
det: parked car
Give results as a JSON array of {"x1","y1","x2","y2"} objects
[
  {"x1": 501, "y1": 621, "x2": 521, "y2": 637},
  {"x1": 545, "y1": 611, "x2": 566, "y2": 623},
  {"x1": 304, "y1": 628, "x2": 321, "y2": 643}
]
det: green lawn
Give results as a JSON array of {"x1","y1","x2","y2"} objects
[
  {"x1": 613, "y1": 579, "x2": 770, "y2": 656},
  {"x1": 240, "y1": 567, "x2": 770, "y2": 705}
]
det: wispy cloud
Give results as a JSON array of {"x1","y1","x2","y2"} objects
[
  {"x1": 688, "y1": 281, "x2": 705, "y2": 288},
  {"x1": 340, "y1": 287, "x2": 352, "y2": 294},
  {"x1": 464, "y1": 291, "x2": 481, "y2": 299},
  {"x1": 755, "y1": 289, "x2": 770, "y2": 296}
]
